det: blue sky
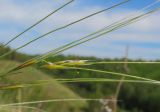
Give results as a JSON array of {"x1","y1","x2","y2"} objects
[
  {"x1": 69, "y1": 0, "x2": 159, "y2": 10},
  {"x1": 0, "y1": 0, "x2": 160, "y2": 60}
]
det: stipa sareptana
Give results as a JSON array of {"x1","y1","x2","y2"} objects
[{"x1": 0, "y1": 1, "x2": 160, "y2": 111}]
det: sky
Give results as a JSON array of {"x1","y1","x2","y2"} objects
[{"x1": 0, "y1": 0, "x2": 160, "y2": 60}]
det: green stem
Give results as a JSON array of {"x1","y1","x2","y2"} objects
[
  {"x1": 0, "y1": 78, "x2": 159, "y2": 90},
  {"x1": 0, "y1": 98, "x2": 116, "y2": 107},
  {"x1": 65, "y1": 66, "x2": 159, "y2": 82},
  {"x1": 0, "y1": 0, "x2": 130, "y2": 59},
  {"x1": 3, "y1": 0, "x2": 74, "y2": 47}
]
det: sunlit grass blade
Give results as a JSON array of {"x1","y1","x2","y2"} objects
[
  {"x1": 0, "y1": 0, "x2": 130, "y2": 59},
  {"x1": 0, "y1": 98, "x2": 119, "y2": 107},
  {"x1": 86, "y1": 61, "x2": 160, "y2": 65},
  {"x1": 3, "y1": 0, "x2": 74, "y2": 47},
  {"x1": 40, "y1": 62, "x2": 159, "y2": 82},
  {"x1": 0, "y1": 106, "x2": 47, "y2": 112},
  {"x1": 36, "y1": 78, "x2": 160, "y2": 85},
  {"x1": 57, "y1": 78, "x2": 160, "y2": 84},
  {"x1": 64, "y1": 66, "x2": 159, "y2": 82},
  {"x1": 0, "y1": 78, "x2": 159, "y2": 90},
  {"x1": 0, "y1": 84, "x2": 24, "y2": 90},
  {"x1": 48, "y1": 60, "x2": 160, "y2": 66}
]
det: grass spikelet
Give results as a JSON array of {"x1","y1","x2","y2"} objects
[
  {"x1": 41, "y1": 62, "x2": 66, "y2": 70},
  {"x1": 0, "y1": 59, "x2": 37, "y2": 77},
  {"x1": 8, "y1": 60, "x2": 37, "y2": 73},
  {"x1": 54, "y1": 60, "x2": 90, "y2": 66}
]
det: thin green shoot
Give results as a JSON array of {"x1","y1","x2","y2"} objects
[
  {"x1": 0, "y1": 78, "x2": 159, "y2": 90},
  {"x1": 0, "y1": 0, "x2": 129, "y2": 58},
  {"x1": 3, "y1": 0, "x2": 74, "y2": 47},
  {"x1": 0, "y1": 98, "x2": 120, "y2": 107}
]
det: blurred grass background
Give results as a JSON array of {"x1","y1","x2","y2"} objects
[{"x1": 0, "y1": 45, "x2": 160, "y2": 112}]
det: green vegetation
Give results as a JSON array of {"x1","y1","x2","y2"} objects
[
  {"x1": 0, "y1": 60, "x2": 86, "y2": 112},
  {"x1": 0, "y1": 44, "x2": 160, "y2": 111},
  {"x1": 40, "y1": 55, "x2": 160, "y2": 112}
]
